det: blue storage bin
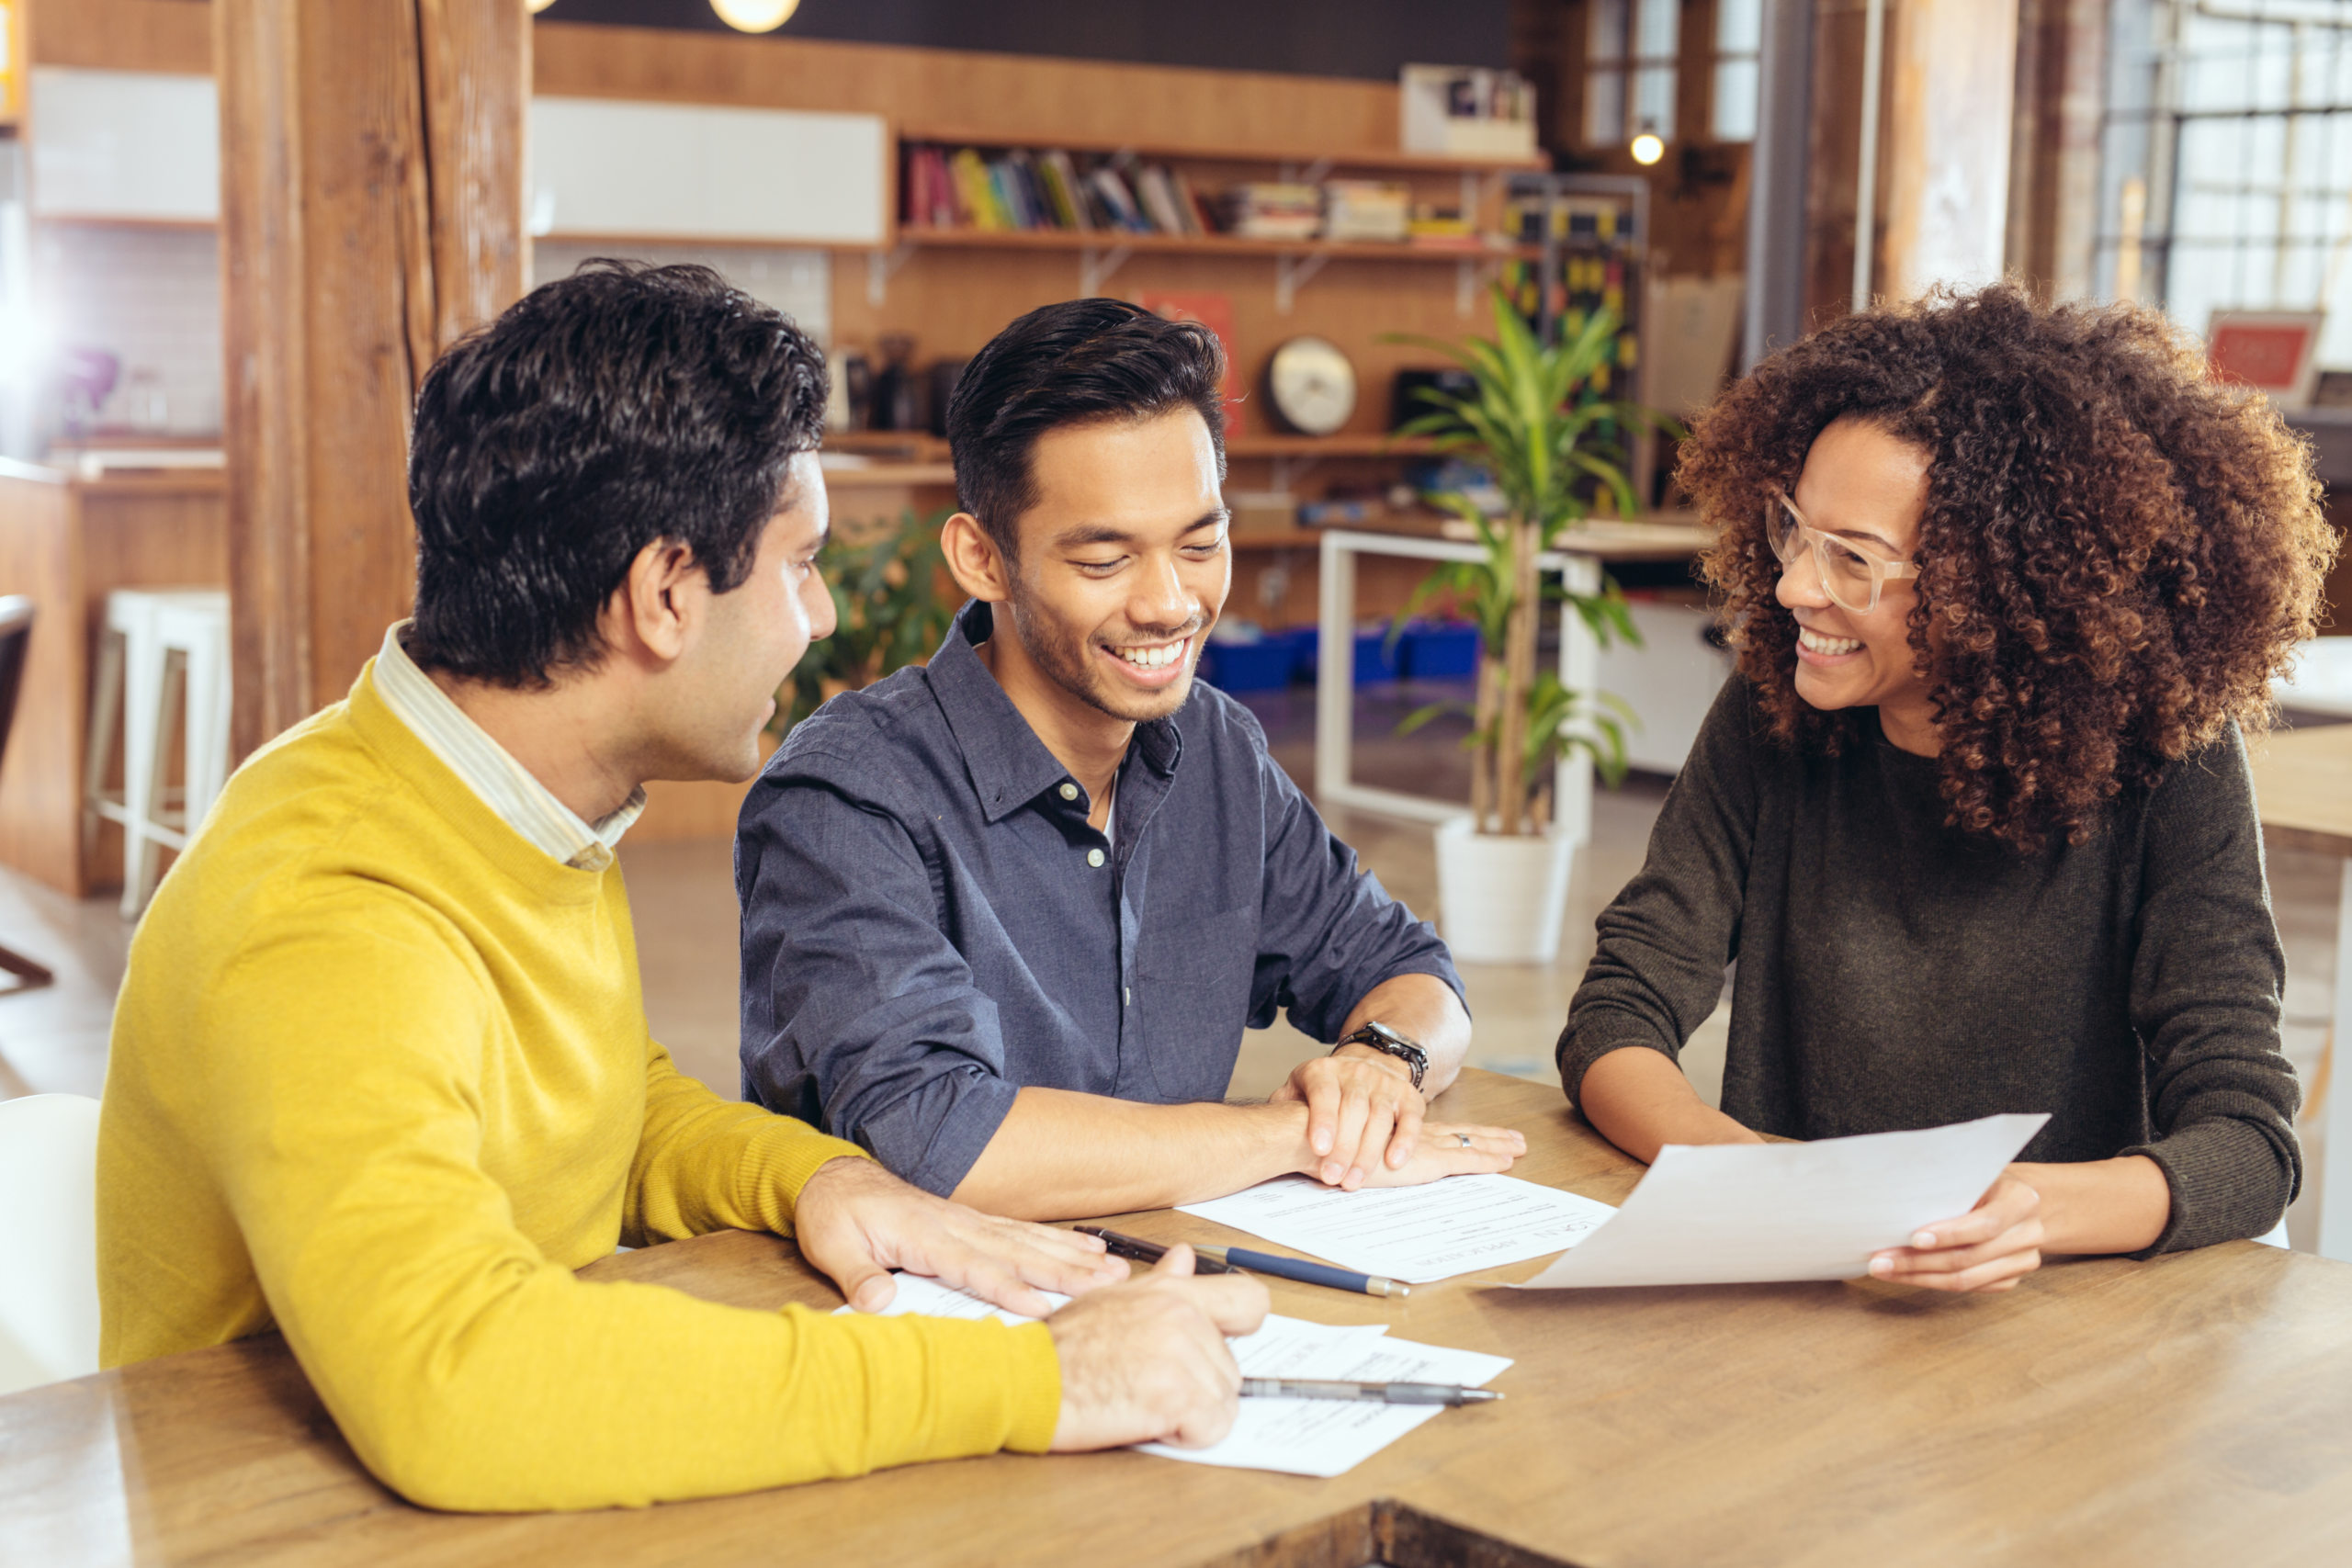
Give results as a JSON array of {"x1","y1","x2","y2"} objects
[
  {"x1": 1401, "y1": 621, "x2": 1481, "y2": 679},
  {"x1": 1199, "y1": 637, "x2": 1297, "y2": 693},
  {"x1": 1352, "y1": 629, "x2": 1403, "y2": 685}
]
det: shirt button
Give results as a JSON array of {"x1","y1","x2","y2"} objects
[
  {"x1": 1086, "y1": 848, "x2": 1106, "y2": 868},
  {"x1": 1058, "y1": 783, "x2": 1079, "y2": 801}
]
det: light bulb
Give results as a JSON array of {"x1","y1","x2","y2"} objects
[
  {"x1": 710, "y1": 0, "x2": 800, "y2": 31},
  {"x1": 1630, "y1": 132, "x2": 1665, "y2": 166}
]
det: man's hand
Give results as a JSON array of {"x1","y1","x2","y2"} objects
[
  {"x1": 795, "y1": 1156, "x2": 1129, "y2": 1316},
  {"x1": 1273, "y1": 1049, "x2": 1430, "y2": 1188},
  {"x1": 1046, "y1": 1245, "x2": 1271, "y2": 1451},
  {"x1": 1867, "y1": 1173, "x2": 2045, "y2": 1293}
]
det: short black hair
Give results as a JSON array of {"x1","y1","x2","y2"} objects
[
  {"x1": 944, "y1": 298, "x2": 1227, "y2": 558},
  {"x1": 405, "y1": 259, "x2": 827, "y2": 686}
]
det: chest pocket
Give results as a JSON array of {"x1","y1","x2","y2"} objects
[{"x1": 1135, "y1": 905, "x2": 1258, "y2": 1102}]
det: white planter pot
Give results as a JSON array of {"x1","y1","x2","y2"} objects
[{"x1": 1433, "y1": 814, "x2": 1577, "y2": 964}]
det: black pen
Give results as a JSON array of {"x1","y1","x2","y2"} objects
[
  {"x1": 1074, "y1": 1226, "x2": 1409, "y2": 1297},
  {"x1": 1239, "y1": 1379, "x2": 1501, "y2": 1406},
  {"x1": 1074, "y1": 1225, "x2": 1239, "y2": 1274}
]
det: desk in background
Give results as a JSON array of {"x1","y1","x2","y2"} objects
[
  {"x1": 5, "y1": 1070, "x2": 2346, "y2": 1567},
  {"x1": 0, "y1": 457, "x2": 229, "y2": 898},
  {"x1": 2250, "y1": 721, "x2": 2352, "y2": 1262}
]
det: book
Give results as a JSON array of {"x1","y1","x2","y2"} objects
[
  {"x1": 949, "y1": 148, "x2": 1004, "y2": 231},
  {"x1": 1139, "y1": 292, "x2": 1244, "y2": 435},
  {"x1": 1039, "y1": 149, "x2": 1089, "y2": 231}
]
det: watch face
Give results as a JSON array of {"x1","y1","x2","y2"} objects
[{"x1": 1267, "y1": 336, "x2": 1358, "y2": 436}]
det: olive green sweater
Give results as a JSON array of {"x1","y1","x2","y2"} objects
[{"x1": 1558, "y1": 678, "x2": 2301, "y2": 1253}]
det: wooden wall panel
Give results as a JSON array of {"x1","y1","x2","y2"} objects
[
  {"x1": 28, "y1": 0, "x2": 211, "y2": 73},
  {"x1": 535, "y1": 22, "x2": 1400, "y2": 155}
]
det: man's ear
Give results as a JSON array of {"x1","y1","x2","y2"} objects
[
  {"x1": 607, "y1": 537, "x2": 703, "y2": 664},
  {"x1": 941, "y1": 512, "x2": 1013, "y2": 604}
]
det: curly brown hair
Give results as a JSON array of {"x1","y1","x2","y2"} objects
[{"x1": 1679, "y1": 283, "x2": 2339, "y2": 853}]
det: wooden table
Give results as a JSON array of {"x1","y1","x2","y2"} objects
[
  {"x1": 5, "y1": 1071, "x2": 2348, "y2": 1566},
  {"x1": 2249, "y1": 722, "x2": 2352, "y2": 1261}
]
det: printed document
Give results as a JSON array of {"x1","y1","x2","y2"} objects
[
  {"x1": 1178, "y1": 1172, "x2": 1620, "y2": 1283},
  {"x1": 841, "y1": 1273, "x2": 1509, "y2": 1476},
  {"x1": 1514, "y1": 1112, "x2": 2050, "y2": 1289}
]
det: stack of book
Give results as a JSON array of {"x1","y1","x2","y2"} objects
[
  {"x1": 900, "y1": 143, "x2": 1218, "y2": 237},
  {"x1": 1222, "y1": 183, "x2": 1323, "y2": 242},
  {"x1": 1406, "y1": 203, "x2": 1481, "y2": 250},
  {"x1": 1320, "y1": 181, "x2": 1409, "y2": 243}
]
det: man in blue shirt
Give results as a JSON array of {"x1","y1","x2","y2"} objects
[{"x1": 737, "y1": 299, "x2": 1523, "y2": 1220}]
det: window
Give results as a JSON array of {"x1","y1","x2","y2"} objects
[
  {"x1": 1587, "y1": 0, "x2": 1681, "y2": 146},
  {"x1": 2102, "y1": 0, "x2": 2352, "y2": 367},
  {"x1": 1713, "y1": 0, "x2": 1764, "y2": 142}
]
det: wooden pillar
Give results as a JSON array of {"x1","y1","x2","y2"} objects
[
  {"x1": 1879, "y1": 0, "x2": 2021, "y2": 301},
  {"x1": 217, "y1": 0, "x2": 527, "y2": 758},
  {"x1": 2007, "y1": 0, "x2": 2109, "y2": 302}
]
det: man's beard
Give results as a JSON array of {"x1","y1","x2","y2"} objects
[{"x1": 1001, "y1": 588, "x2": 1203, "y2": 724}]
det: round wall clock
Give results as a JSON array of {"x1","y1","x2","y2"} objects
[{"x1": 1264, "y1": 336, "x2": 1358, "y2": 436}]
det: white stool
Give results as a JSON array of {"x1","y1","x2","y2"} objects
[{"x1": 83, "y1": 589, "x2": 232, "y2": 918}]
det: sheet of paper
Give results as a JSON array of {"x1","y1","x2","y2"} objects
[
  {"x1": 1137, "y1": 1328, "x2": 1511, "y2": 1478},
  {"x1": 836, "y1": 1274, "x2": 1508, "y2": 1477},
  {"x1": 1513, "y1": 1112, "x2": 2050, "y2": 1289},
  {"x1": 1177, "y1": 1172, "x2": 1620, "y2": 1283}
]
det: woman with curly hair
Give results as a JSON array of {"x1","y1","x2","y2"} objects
[{"x1": 1556, "y1": 283, "x2": 2337, "y2": 1291}]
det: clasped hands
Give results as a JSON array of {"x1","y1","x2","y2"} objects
[{"x1": 1272, "y1": 1046, "x2": 1524, "y2": 1190}]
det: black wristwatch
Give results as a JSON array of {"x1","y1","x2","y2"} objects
[{"x1": 1334, "y1": 1021, "x2": 1429, "y2": 1090}]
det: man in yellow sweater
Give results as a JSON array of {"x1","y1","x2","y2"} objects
[{"x1": 97, "y1": 261, "x2": 1265, "y2": 1513}]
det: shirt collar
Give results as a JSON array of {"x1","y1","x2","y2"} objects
[
  {"x1": 929, "y1": 601, "x2": 1183, "y2": 824},
  {"x1": 371, "y1": 621, "x2": 645, "y2": 871}
]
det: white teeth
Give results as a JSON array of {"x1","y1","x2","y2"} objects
[
  {"x1": 1114, "y1": 640, "x2": 1185, "y2": 670},
  {"x1": 1799, "y1": 628, "x2": 1860, "y2": 656}
]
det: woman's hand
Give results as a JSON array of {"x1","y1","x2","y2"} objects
[{"x1": 1867, "y1": 1172, "x2": 2045, "y2": 1292}]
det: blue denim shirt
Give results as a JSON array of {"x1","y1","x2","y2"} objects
[{"x1": 735, "y1": 602, "x2": 1462, "y2": 1196}]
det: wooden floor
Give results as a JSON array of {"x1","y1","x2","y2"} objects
[{"x1": 0, "y1": 689, "x2": 2339, "y2": 1249}]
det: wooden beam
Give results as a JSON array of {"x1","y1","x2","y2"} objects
[
  {"x1": 217, "y1": 0, "x2": 526, "y2": 757},
  {"x1": 1880, "y1": 0, "x2": 2021, "y2": 301}
]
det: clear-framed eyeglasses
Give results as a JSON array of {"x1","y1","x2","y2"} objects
[{"x1": 1764, "y1": 485, "x2": 1920, "y2": 615}]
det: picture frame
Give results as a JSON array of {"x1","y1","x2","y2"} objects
[{"x1": 2206, "y1": 310, "x2": 2326, "y2": 411}]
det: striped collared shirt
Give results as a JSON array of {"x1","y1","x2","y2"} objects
[{"x1": 371, "y1": 622, "x2": 645, "y2": 872}]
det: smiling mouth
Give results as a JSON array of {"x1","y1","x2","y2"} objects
[
  {"x1": 1797, "y1": 627, "x2": 1860, "y2": 657},
  {"x1": 1106, "y1": 637, "x2": 1191, "y2": 671}
]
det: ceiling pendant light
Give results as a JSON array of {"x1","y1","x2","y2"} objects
[
  {"x1": 710, "y1": 0, "x2": 801, "y2": 32},
  {"x1": 1630, "y1": 130, "x2": 1665, "y2": 166},
  {"x1": 526, "y1": 0, "x2": 559, "y2": 12}
]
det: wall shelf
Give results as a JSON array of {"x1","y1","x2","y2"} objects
[
  {"x1": 898, "y1": 225, "x2": 1531, "y2": 264},
  {"x1": 900, "y1": 126, "x2": 1545, "y2": 176}
]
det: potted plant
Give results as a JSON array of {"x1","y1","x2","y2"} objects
[
  {"x1": 1385, "y1": 293, "x2": 1664, "y2": 963},
  {"x1": 777, "y1": 505, "x2": 960, "y2": 733}
]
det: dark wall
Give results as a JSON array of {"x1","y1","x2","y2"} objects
[{"x1": 537, "y1": 0, "x2": 1512, "y2": 83}]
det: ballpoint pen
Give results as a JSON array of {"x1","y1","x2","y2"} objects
[
  {"x1": 1239, "y1": 1380, "x2": 1501, "y2": 1405},
  {"x1": 1074, "y1": 1225, "x2": 1411, "y2": 1297}
]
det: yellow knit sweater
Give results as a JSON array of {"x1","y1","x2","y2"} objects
[{"x1": 96, "y1": 663, "x2": 1060, "y2": 1511}]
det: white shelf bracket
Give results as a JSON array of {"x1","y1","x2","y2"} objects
[
  {"x1": 865, "y1": 243, "x2": 913, "y2": 309},
  {"x1": 1274, "y1": 251, "x2": 1332, "y2": 315},
  {"x1": 1080, "y1": 243, "x2": 1134, "y2": 297}
]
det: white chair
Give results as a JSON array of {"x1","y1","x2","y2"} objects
[
  {"x1": 84, "y1": 589, "x2": 232, "y2": 918},
  {"x1": 0, "y1": 1093, "x2": 103, "y2": 1394}
]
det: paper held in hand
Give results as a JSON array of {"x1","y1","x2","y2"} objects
[{"x1": 1512, "y1": 1112, "x2": 2051, "y2": 1290}]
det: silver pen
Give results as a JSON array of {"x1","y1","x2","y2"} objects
[{"x1": 1238, "y1": 1379, "x2": 1502, "y2": 1405}]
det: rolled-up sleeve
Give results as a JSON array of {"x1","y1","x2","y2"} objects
[
  {"x1": 737, "y1": 766, "x2": 1020, "y2": 1198},
  {"x1": 1246, "y1": 718, "x2": 1464, "y2": 1041}
]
